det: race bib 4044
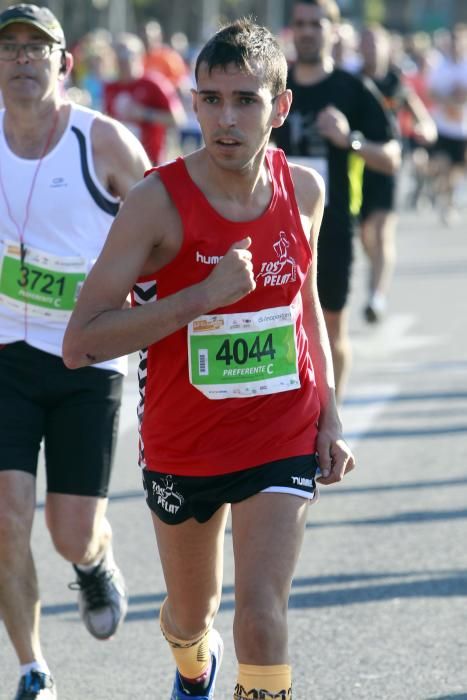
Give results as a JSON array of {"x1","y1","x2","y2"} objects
[
  {"x1": 188, "y1": 306, "x2": 300, "y2": 399},
  {"x1": 0, "y1": 241, "x2": 87, "y2": 321}
]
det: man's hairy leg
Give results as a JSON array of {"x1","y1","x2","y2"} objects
[
  {"x1": 0, "y1": 471, "x2": 44, "y2": 664},
  {"x1": 231, "y1": 492, "x2": 309, "y2": 664},
  {"x1": 151, "y1": 504, "x2": 230, "y2": 638}
]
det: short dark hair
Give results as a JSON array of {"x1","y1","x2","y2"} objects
[
  {"x1": 195, "y1": 18, "x2": 287, "y2": 97},
  {"x1": 292, "y1": 0, "x2": 341, "y2": 23}
]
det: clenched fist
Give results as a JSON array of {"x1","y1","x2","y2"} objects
[
  {"x1": 316, "y1": 105, "x2": 351, "y2": 150},
  {"x1": 203, "y1": 237, "x2": 256, "y2": 308}
]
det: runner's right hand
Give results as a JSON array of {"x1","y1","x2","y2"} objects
[{"x1": 203, "y1": 237, "x2": 256, "y2": 308}]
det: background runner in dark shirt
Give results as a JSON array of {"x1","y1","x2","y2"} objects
[{"x1": 274, "y1": 0, "x2": 400, "y2": 399}]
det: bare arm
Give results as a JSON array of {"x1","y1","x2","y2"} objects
[
  {"x1": 106, "y1": 89, "x2": 187, "y2": 130},
  {"x1": 62, "y1": 174, "x2": 255, "y2": 369},
  {"x1": 91, "y1": 114, "x2": 152, "y2": 199},
  {"x1": 351, "y1": 137, "x2": 401, "y2": 175},
  {"x1": 316, "y1": 105, "x2": 401, "y2": 175},
  {"x1": 289, "y1": 164, "x2": 355, "y2": 484},
  {"x1": 404, "y1": 91, "x2": 438, "y2": 145},
  {"x1": 142, "y1": 99, "x2": 187, "y2": 129}
]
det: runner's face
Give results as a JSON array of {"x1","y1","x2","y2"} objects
[
  {"x1": 291, "y1": 4, "x2": 333, "y2": 65},
  {"x1": 193, "y1": 62, "x2": 287, "y2": 171},
  {"x1": 360, "y1": 29, "x2": 390, "y2": 76},
  {"x1": 0, "y1": 23, "x2": 62, "y2": 102}
]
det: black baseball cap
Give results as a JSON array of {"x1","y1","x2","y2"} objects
[{"x1": 0, "y1": 4, "x2": 66, "y2": 47}]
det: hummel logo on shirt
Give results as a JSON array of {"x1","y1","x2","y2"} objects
[{"x1": 196, "y1": 250, "x2": 223, "y2": 265}]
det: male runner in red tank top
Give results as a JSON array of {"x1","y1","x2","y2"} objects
[{"x1": 64, "y1": 18, "x2": 355, "y2": 700}]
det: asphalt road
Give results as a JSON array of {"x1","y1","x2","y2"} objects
[{"x1": 1, "y1": 196, "x2": 467, "y2": 700}]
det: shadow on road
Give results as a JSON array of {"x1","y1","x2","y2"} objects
[
  {"x1": 425, "y1": 695, "x2": 467, "y2": 700},
  {"x1": 306, "y1": 507, "x2": 467, "y2": 528},
  {"x1": 42, "y1": 568, "x2": 467, "y2": 621}
]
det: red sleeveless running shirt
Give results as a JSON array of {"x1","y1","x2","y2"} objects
[{"x1": 134, "y1": 148, "x2": 320, "y2": 476}]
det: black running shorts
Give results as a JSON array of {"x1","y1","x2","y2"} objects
[
  {"x1": 431, "y1": 133, "x2": 467, "y2": 165},
  {"x1": 360, "y1": 170, "x2": 397, "y2": 221},
  {"x1": 317, "y1": 212, "x2": 354, "y2": 312},
  {"x1": 143, "y1": 453, "x2": 320, "y2": 524},
  {"x1": 0, "y1": 341, "x2": 123, "y2": 496}
]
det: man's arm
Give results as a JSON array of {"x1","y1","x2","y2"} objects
[
  {"x1": 114, "y1": 97, "x2": 186, "y2": 129},
  {"x1": 316, "y1": 105, "x2": 401, "y2": 175},
  {"x1": 141, "y1": 77, "x2": 187, "y2": 129},
  {"x1": 103, "y1": 76, "x2": 186, "y2": 130},
  {"x1": 62, "y1": 174, "x2": 255, "y2": 369},
  {"x1": 289, "y1": 164, "x2": 355, "y2": 484},
  {"x1": 404, "y1": 90, "x2": 438, "y2": 145},
  {"x1": 91, "y1": 114, "x2": 152, "y2": 199},
  {"x1": 148, "y1": 73, "x2": 187, "y2": 129}
]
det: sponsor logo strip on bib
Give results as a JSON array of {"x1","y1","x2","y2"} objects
[{"x1": 188, "y1": 305, "x2": 300, "y2": 399}]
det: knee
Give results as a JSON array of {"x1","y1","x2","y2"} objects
[
  {"x1": 48, "y1": 517, "x2": 97, "y2": 563},
  {"x1": 332, "y1": 332, "x2": 350, "y2": 358},
  {"x1": 235, "y1": 600, "x2": 286, "y2": 652}
]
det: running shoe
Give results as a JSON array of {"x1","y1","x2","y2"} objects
[
  {"x1": 364, "y1": 292, "x2": 386, "y2": 324},
  {"x1": 69, "y1": 556, "x2": 128, "y2": 640},
  {"x1": 170, "y1": 628, "x2": 224, "y2": 700},
  {"x1": 14, "y1": 670, "x2": 56, "y2": 699},
  {"x1": 363, "y1": 303, "x2": 380, "y2": 323}
]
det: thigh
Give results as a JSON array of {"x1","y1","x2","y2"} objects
[
  {"x1": 44, "y1": 366, "x2": 123, "y2": 496},
  {"x1": 232, "y1": 493, "x2": 309, "y2": 606},
  {"x1": 323, "y1": 306, "x2": 349, "y2": 347},
  {"x1": 0, "y1": 343, "x2": 44, "y2": 476},
  {"x1": 151, "y1": 504, "x2": 230, "y2": 628}
]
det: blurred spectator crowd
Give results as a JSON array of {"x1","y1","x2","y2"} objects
[{"x1": 1, "y1": 13, "x2": 459, "y2": 225}]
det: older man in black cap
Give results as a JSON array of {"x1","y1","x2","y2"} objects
[{"x1": 0, "y1": 4, "x2": 151, "y2": 699}]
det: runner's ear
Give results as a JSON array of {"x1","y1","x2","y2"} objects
[{"x1": 272, "y1": 90, "x2": 292, "y2": 128}]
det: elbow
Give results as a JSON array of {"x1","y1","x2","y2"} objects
[
  {"x1": 387, "y1": 158, "x2": 400, "y2": 176},
  {"x1": 381, "y1": 148, "x2": 401, "y2": 176},
  {"x1": 62, "y1": 349, "x2": 83, "y2": 370},
  {"x1": 63, "y1": 355, "x2": 83, "y2": 370},
  {"x1": 62, "y1": 332, "x2": 88, "y2": 370}
]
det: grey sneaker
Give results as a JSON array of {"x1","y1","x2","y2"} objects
[
  {"x1": 14, "y1": 670, "x2": 56, "y2": 699},
  {"x1": 69, "y1": 556, "x2": 128, "y2": 640}
]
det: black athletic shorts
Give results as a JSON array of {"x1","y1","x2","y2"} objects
[
  {"x1": 430, "y1": 133, "x2": 467, "y2": 165},
  {"x1": 360, "y1": 170, "x2": 397, "y2": 221},
  {"x1": 143, "y1": 453, "x2": 320, "y2": 524},
  {"x1": 317, "y1": 211, "x2": 353, "y2": 313},
  {"x1": 0, "y1": 341, "x2": 123, "y2": 496}
]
